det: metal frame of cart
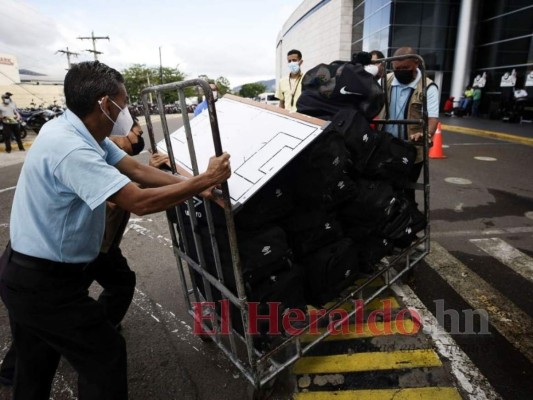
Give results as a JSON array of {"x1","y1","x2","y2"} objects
[{"x1": 140, "y1": 53, "x2": 431, "y2": 399}]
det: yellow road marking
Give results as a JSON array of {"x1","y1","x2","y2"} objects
[
  {"x1": 300, "y1": 319, "x2": 418, "y2": 342},
  {"x1": 292, "y1": 350, "x2": 441, "y2": 374},
  {"x1": 442, "y1": 124, "x2": 533, "y2": 146},
  {"x1": 310, "y1": 297, "x2": 400, "y2": 313},
  {"x1": 294, "y1": 387, "x2": 462, "y2": 400}
]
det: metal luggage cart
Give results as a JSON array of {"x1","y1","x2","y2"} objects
[{"x1": 139, "y1": 56, "x2": 431, "y2": 398}]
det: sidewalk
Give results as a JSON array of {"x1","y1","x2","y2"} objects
[{"x1": 440, "y1": 114, "x2": 533, "y2": 145}]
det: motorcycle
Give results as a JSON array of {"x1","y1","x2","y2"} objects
[{"x1": 18, "y1": 109, "x2": 56, "y2": 134}]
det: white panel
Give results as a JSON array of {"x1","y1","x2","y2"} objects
[{"x1": 156, "y1": 96, "x2": 325, "y2": 209}]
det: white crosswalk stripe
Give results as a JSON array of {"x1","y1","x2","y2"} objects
[
  {"x1": 470, "y1": 238, "x2": 533, "y2": 283},
  {"x1": 425, "y1": 241, "x2": 533, "y2": 364}
]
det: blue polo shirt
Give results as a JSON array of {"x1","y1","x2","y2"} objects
[{"x1": 10, "y1": 109, "x2": 131, "y2": 263}]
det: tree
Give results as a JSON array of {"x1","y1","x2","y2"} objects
[
  {"x1": 215, "y1": 76, "x2": 231, "y2": 96},
  {"x1": 195, "y1": 75, "x2": 232, "y2": 101},
  {"x1": 121, "y1": 64, "x2": 189, "y2": 105},
  {"x1": 239, "y1": 83, "x2": 266, "y2": 99}
]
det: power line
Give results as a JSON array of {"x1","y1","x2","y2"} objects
[
  {"x1": 56, "y1": 47, "x2": 80, "y2": 70},
  {"x1": 77, "y1": 31, "x2": 110, "y2": 61}
]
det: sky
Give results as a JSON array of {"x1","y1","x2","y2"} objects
[{"x1": 0, "y1": 0, "x2": 302, "y2": 87}]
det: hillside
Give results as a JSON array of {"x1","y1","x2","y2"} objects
[{"x1": 233, "y1": 78, "x2": 276, "y2": 93}]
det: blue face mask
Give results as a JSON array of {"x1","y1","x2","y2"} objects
[{"x1": 288, "y1": 61, "x2": 300, "y2": 74}]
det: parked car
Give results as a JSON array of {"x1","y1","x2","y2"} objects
[{"x1": 256, "y1": 92, "x2": 280, "y2": 106}]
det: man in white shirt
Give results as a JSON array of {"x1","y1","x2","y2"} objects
[{"x1": 0, "y1": 92, "x2": 24, "y2": 153}]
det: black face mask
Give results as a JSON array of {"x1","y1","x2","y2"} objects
[
  {"x1": 129, "y1": 135, "x2": 145, "y2": 156},
  {"x1": 394, "y1": 69, "x2": 415, "y2": 85}
]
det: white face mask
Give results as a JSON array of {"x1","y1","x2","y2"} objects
[
  {"x1": 364, "y1": 64, "x2": 379, "y2": 76},
  {"x1": 288, "y1": 61, "x2": 300, "y2": 74},
  {"x1": 3, "y1": 99, "x2": 9, "y2": 104},
  {"x1": 99, "y1": 98, "x2": 133, "y2": 136}
]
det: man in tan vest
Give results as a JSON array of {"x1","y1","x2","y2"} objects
[{"x1": 378, "y1": 47, "x2": 439, "y2": 201}]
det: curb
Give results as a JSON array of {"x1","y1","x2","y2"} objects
[{"x1": 441, "y1": 125, "x2": 533, "y2": 147}]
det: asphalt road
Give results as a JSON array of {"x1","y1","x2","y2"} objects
[
  {"x1": 412, "y1": 130, "x2": 533, "y2": 400},
  {"x1": 0, "y1": 116, "x2": 532, "y2": 400}
]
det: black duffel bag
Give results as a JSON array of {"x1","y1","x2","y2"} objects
[
  {"x1": 238, "y1": 225, "x2": 293, "y2": 288},
  {"x1": 283, "y1": 210, "x2": 344, "y2": 259},
  {"x1": 363, "y1": 132, "x2": 417, "y2": 186},
  {"x1": 338, "y1": 178, "x2": 397, "y2": 225},
  {"x1": 301, "y1": 238, "x2": 360, "y2": 306},
  {"x1": 234, "y1": 172, "x2": 295, "y2": 230}
]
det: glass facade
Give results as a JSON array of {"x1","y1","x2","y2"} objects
[
  {"x1": 352, "y1": 0, "x2": 533, "y2": 108},
  {"x1": 473, "y1": 1, "x2": 533, "y2": 92}
]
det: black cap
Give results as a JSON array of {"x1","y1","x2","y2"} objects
[{"x1": 4, "y1": 92, "x2": 13, "y2": 97}]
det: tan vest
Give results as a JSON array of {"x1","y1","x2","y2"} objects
[{"x1": 378, "y1": 72, "x2": 436, "y2": 162}]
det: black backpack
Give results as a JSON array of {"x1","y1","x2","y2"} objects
[
  {"x1": 381, "y1": 196, "x2": 427, "y2": 248},
  {"x1": 296, "y1": 60, "x2": 384, "y2": 121},
  {"x1": 290, "y1": 131, "x2": 358, "y2": 208},
  {"x1": 327, "y1": 108, "x2": 381, "y2": 176}
]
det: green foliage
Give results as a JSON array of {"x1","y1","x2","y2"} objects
[
  {"x1": 195, "y1": 75, "x2": 232, "y2": 102},
  {"x1": 215, "y1": 76, "x2": 231, "y2": 96},
  {"x1": 121, "y1": 64, "x2": 189, "y2": 105},
  {"x1": 238, "y1": 83, "x2": 266, "y2": 98},
  {"x1": 122, "y1": 65, "x2": 232, "y2": 107}
]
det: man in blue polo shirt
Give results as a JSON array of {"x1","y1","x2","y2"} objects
[{"x1": 0, "y1": 61, "x2": 231, "y2": 400}]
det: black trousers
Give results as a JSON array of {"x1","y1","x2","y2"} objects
[
  {"x1": 0, "y1": 247, "x2": 128, "y2": 400},
  {"x1": 3, "y1": 123, "x2": 24, "y2": 153},
  {"x1": 84, "y1": 247, "x2": 136, "y2": 327}
]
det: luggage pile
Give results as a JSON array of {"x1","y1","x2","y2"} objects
[{"x1": 174, "y1": 57, "x2": 427, "y2": 344}]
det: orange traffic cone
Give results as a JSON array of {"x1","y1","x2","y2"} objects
[{"x1": 429, "y1": 122, "x2": 446, "y2": 159}]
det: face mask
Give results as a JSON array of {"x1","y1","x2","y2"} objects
[
  {"x1": 3, "y1": 99, "x2": 9, "y2": 104},
  {"x1": 128, "y1": 135, "x2": 145, "y2": 156},
  {"x1": 364, "y1": 64, "x2": 379, "y2": 77},
  {"x1": 394, "y1": 69, "x2": 415, "y2": 85},
  {"x1": 288, "y1": 61, "x2": 300, "y2": 74},
  {"x1": 99, "y1": 98, "x2": 133, "y2": 136}
]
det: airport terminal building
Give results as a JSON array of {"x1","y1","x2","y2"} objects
[{"x1": 276, "y1": 0, "x2": 533, "y2": 111}]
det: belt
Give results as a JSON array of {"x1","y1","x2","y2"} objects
[{"x1": 9, "y1": 250, "x2": 90, "y2": 273}]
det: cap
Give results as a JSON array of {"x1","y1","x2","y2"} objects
[{"x1": 4, "y1": 92, "x2": 13, "y2": 97}]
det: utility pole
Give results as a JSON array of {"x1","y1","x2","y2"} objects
[
  {"x1": 77, "y1": 31, "x2": 110, "y2": 61},
  {"x1": 159, "y1": 46, "x2": 163, "y2": 84},
  {"x1": 56, "y1": 47, "x2": 79, "y2": 70},
  {"x1": 146, "y1": 74, "x2": 153, "y2": 104}
]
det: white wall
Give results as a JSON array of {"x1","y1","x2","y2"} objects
[
  {"x1": 0, "y1": 53, "x2": 21, "y2": 85},
  {"x1": 276, "y1": 0, "x2": 354, "y2": 82},
  {"x1": 0, "y1": 84, "x2": 64, "y2": 108}
]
